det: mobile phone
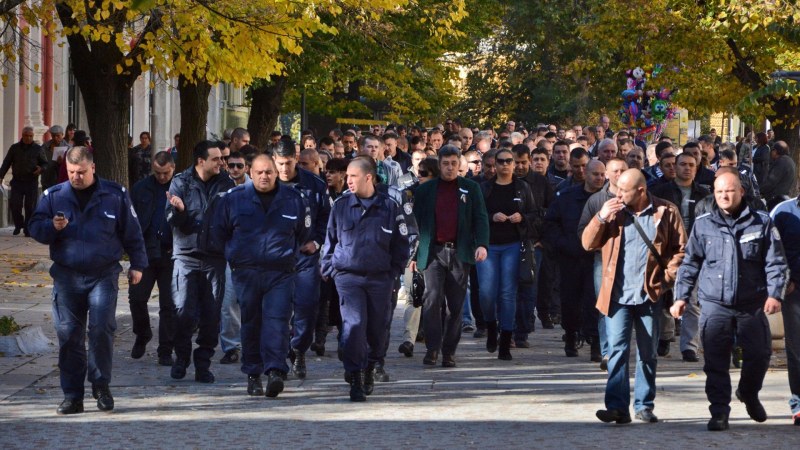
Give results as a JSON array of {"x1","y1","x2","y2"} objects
[{"x1": 55, "y1": 211, "x2": 65, "y2": 219}]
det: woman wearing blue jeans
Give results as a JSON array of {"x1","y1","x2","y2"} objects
[{"x1": 477, "y1": 149, "x2": 538, "y2": 360}]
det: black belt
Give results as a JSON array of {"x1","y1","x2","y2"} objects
[{"x1": 436, "y1": 242, "x2": 456, "y2": 249}]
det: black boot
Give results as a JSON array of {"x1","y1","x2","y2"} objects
[
  {"x1": 498, "y1": 331, "x2": 513, "y2": 361},
  {"x1": 349, "y1": 370, "x2": 366, "y2": 402},
  {"x1": 565, "y1": 332, "x2": 578, "y2": 357},
  {"x1": 292, "y1": 349, "x2": 307, "y2": 379},
  {"x1": 486, "y1": 321, "x2": 498, "y2": 353},
  {"x1": 364, "y1": 363, "x2": 375, "y2": 396},
  {"x1": 310, "y1": 332, "x2": 326, "y2": 356},
  {"x1": 265, "y1": 370, "x2": 285, "y2": 398},
  {"x1": 590, "y1": 339, "x2": 602, "y2": 362}
]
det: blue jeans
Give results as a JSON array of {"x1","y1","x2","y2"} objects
[
  {"x1": 604, "y1": 299, "x2": 660, "y2": 413},
  {"x1": 785, "y1": 289, "x2": 800, "y2": 415},
  {"x1": 219, "y1": 264, "x2": 241, "y2": 353},
  {"x1": 50, "y1": 264, "x2": 120, "y2": 399},
  {"x1": 593, "y1": 253, "x2": 609, "y2": 357},
  {"x1": 477, "y1": 242, "x2": 520, "y2": 332}
]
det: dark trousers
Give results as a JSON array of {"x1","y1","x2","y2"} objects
[
  {"x1": 469, "y1": 265, "x2": 484, "y2": 329},
  {"x1": 232, "y1": 268, "x2": 294, "y2": 375},
  {"x1": 290, "y1": 257, "x2": 321, "y2": 354},
  {"x1": 128, "y1": 256, "x2": 175, "y2": 357},
  {"x1": 558, "y1": 257, "x2": 597, "y2": 339},
  {"x1": 538, "y1": 249, "x2": 561, "y2": 320},
  {"x1": 380, "y1": 276, "x2": 401, "y2": 364},
  {"x1": 701, "y1": 301, "x2": 772, "y2": 416},
  {"x1": 9, "y1": 179, "x2": 38, "y2": 230},
  {"x1": 51, "y1": 265, "x2": 120, "y2": 399},
  {"x1": 422, "y1": 246, "x2": 469, "y2": 356},
  {"x1": 335, "y1": 272, "x2": 394, "y2": 372},
  {"x1": 171, "y1": 257, "x2": 225, "y2": 371}
]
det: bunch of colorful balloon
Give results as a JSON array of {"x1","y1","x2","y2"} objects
[{"x1": 618, "y1": 65, "x2": 677, "y2": 143}]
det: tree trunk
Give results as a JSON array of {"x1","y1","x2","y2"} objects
[
  {"x1": 247, "y1": 76, "x2": 287, "y2": 149},
  {"x1": 177, "y1": 76, "x2": 212, "y2": 171}
]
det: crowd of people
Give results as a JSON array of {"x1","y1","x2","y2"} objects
[{"x1": 1, "y1": 117, "x2": 798, "y2": 430}]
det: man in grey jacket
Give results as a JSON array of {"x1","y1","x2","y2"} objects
[{"x1": 759, "y1": 140, "x2": 797, "y2": 207}]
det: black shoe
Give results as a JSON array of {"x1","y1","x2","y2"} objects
[
  {"x1": 423, "y1": 350, "x2": 438, "y2": 365},
  {"x1": 498, "y1": 331, "x2": 512, "y2": 361},
  {"x1": 130, "y1": 336, "x2": 150, "y2": 359},
  {"x1": 590, "y1": 340, "x2": 602, "y2": 362},
  {"x1": 707, "y1": 413, "x2": 730, "y2": 431},
  {"x1": 550, "y1": 314, "x2": 561, "y2": 325},
  {"x1": 600, "y1": 356, "x2": 609, "y2": 371},
  {"x1": 349, "y1": 371, "x2": 366, "y2": 402},
  {"x1": 92, "y1": 384, "x2": 114, "y2": 411},
  {"x1": 596, "y1": 409, "x2": 632, "y2": 424},
  {"x1": 398, "y1": 341, "x2": 414, "y2": 357},
  {"x1": 12, "y1": 227, "x2": 21, "y2": 236},
  {"x1": 171, "y1": 358, "x2": 188, "y2": 379},
  {"x1": 681, "y1": 350, "x2": 699, "y2": 362},
  {"x1": 541, "y1": 317, "x2": 554, "y2": 329},
  {"x1": 657, "y1": 339, "x2": 671, "y2": 357},
  {"x1": 374, "y1": 363, "x2": 389, "y2": 382},
  {"x1": 247, "y1": 375, "x2": 264, "y2": 396},
  {"x1": 265, "y1": 370, "x2": 285, "y2": 398},
  {"x1": 158, "y1": 354, "x2": 174, "y2": 366},
  {"x1": 292, "y1": 349, "x2": 307, "y2": 379},
  {"x1": 220, "y1": 348, "x2": 240, "y2": 364},
  {"x1": 57, "y1": 398, "x2": 84, "y2": 415},
  {"x1": 473, "y1": 328, "x2": 486, "y2": 339},
  {"x1": 736, "y1": 389, "x2": 767, "y2": 422},
  {"x1": 635, "y1": 409, "x2": 658, "y2": 423},
  {"x1": 442, "y1": 354, "x2": 456, "y2": 368},
  {"x1": 565, "y1": 332, "x2": 578, "y2": 357},
  {"x1": 310, "y1": 341, "x2": 326, "y2": 357},
  {"x1": 195, "y1": 369, "x2": 215, "y2": 383},
  {"x1": 23, "y1": 229, "x2": 30, "y2": 237},
  {"x1": 486, "y1": 321, "x2": 498, "y2": 353},
  {"x1": 364, "y1": 364, "x2": 375, "y2": 396}
]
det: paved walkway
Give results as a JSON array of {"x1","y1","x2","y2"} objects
[{"x1": 0, "y1": 227, "x2": 798, "y2": 449}]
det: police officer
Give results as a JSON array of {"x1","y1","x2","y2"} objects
[
  {"x1": 166, "y1": 140, "x2": 234, "y2": 383},
  {"x1": 129, "y1": 151, "x2": 177, "y2": 366},
  {"x1": 29, "y1": 147, "x2": 147, "y2": 415},
  {"x1": 208, "y1": 154, "x2": 310, "y2": 398},
  {"x1": 321, "y1": 157, "x2": 409, "y2": 402},
  {"x1": 672, "y1": 172, "x2": 787, "y2": 431},
  {"x1": 274, "y1": 142, "x2": 330, "y2": 379}
]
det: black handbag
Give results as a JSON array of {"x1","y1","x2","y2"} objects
[
  {"x1": 628, "y1": 210, "x2": 673, "y2": 308},
  {"x1": 411, "y1": 270, "x2": 425, "y2": 308},
  {"x1": 519, "y1": 239, "x2": 536, "y2": 284}
]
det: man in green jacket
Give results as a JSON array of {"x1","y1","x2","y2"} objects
[{"x1": 411, "y1": 145, "x2": 490, "y2": 368}]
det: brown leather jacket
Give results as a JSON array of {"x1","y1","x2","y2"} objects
[{"x1": 581, "y1": 196, "x2": 687, "y2": 315}]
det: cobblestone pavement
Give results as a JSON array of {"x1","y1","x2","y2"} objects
[{"x1": 1, "y1": 228, "x2": 798, "y2": 449}]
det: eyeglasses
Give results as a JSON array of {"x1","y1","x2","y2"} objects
[
  {"x1": 228, "y1": 163, "x2": 245, "y2": 169},
  {"x1": 469, "y1": 160, "x2": 482, "y2": 165},
  {"x1": 418, "y1": 170, "x2": 430, "y2": 177},
  {"x1": 496, "y1": 158, "x2": 514, "y2": 165}
]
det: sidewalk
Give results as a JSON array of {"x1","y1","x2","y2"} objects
[{"x1": 0, "y1": 227, "x2": 798, "y2": 449}]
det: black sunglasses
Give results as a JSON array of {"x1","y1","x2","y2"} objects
[
  {"x1": 228, "y1": 162, "x2": 245, "y2": 169},
  {"x1": 496, "y1": 157, "x2": 514, "y2": 165},
  {"x1": 418, "y1": 170, "x2": 430, "y2": 177},
  {"x1": 469, "y1": 160, "x2": 482, "y2": 165}
]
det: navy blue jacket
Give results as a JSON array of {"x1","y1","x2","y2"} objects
[
  {"x1": 29, "y1": 179, "x2": 148, "y2": 274},
  {"x1": 279, "y1": 168, "x2": 331, "y2": 270},
  {"x1": 166, "y1": 167, "x2": 234, "y2": 258},
  {"x1": 675, "y1": 206, "x2": 788, "y2": 306},
  {"x1": 131, "y1": 175, "x2": 172, "y2": 260},
  {"x1": 771, "y1": 198, "x2": 800, "y2": 286},
  {"x1": 208, "y1": 183, "x2": 310, "y2": 271},
  {"x1": 321, "y1": 190, "x2": 410, "y2": 278},
  {"x1": 544, "y1": 184, "x2": 595, "y2": 259}
]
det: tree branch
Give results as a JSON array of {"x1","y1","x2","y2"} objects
[{"x1": 726, "y1": 37, "x2": 763, "y2": 91}]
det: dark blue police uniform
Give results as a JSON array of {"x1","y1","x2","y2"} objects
[
  {"x1": 29, "y1": 179, "x2": 147, "y2": 400},
  {"x1": 166, "y1": 167, "x2": 234, "y2": 378},
  {"x1": 207, "y1": 183, "x2": 310, "y2": 381},
  {"x1": 675, "y1": 206, "x2": 787, "y2": 417},
  {"x1": 321, "y1": 191, "x2": 409, "y2": 378},
  {"x1": 129, "y1": 174, "x2": 175, "y2": 362},
  {"x1": 279, "y1": 168, "x2": 331, "y2": 363}
]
